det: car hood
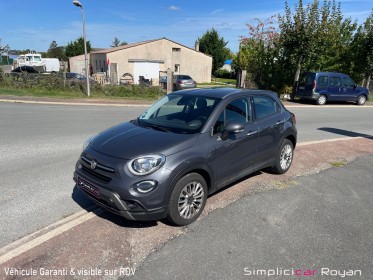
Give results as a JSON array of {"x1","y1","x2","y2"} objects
[
  {"x1": 357, "y1": 86, "x2": 369, "y2": 93},
  {"x1": 89, "y1": 122, "x2": 198, "y2": 159}
]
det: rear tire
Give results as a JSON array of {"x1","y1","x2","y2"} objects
[
  {"x1": 166, "y1": 173, "x2": 207, "y2": 226},
  {"x1": 357, "y1": 95, "x2": 366, "y2": 105},
  {"x1": 316, "y1": 95, "x2": 327, "y2": 105},
  {"x1": 269, "y1": 139, "x2": 294, "y2": 174}
]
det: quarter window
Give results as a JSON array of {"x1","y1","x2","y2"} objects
[{"x1": 253, "y1": 96, "x2": 280, "y2": 119}]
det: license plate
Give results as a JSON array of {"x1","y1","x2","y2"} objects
[
  {"x1": 299, "y1": 86, "x2": 305, "y2": 90},
  {"x1": 77, "y1": 177, "x2": 100, "y2": 198}
]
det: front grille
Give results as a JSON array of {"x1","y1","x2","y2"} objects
[
  {"x1": 82, "y1": 165, "x2": 112, "y2": 182},
  {"x1": 81, "y1": 156, "x2": 115, "y2": 173},
  {"x1": 80, "y1": 156, "x2": 115, "y2": 183}
]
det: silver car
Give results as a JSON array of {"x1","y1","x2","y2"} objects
[{"x1": 173, "y1": 74, "x2": 197, "y2": 90}]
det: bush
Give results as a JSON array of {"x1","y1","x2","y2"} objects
[
  {"x1": 214, "y1": 69, "x2": 235, "y2": 79},
  {"x1": 0, "y1": 67, "x2": 4, "y2": 84},
  {"x1": 1, "y1": 72, "x2": 165, "y2": 100}
]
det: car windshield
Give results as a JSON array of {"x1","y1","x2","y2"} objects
[{"x1": 138, "y1": 94, "x2": 220, "y2": 134}]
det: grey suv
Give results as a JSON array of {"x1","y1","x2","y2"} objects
[
  {"x1": 294, "y1": 71, "x2": 369, "y2": 105},
  {"x1": 74, "y1": 88, "x2": 297, "y2": 225}
]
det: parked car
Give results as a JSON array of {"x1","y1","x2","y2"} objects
[
  {"x1": 11, "y1": 66, "x2": 39, "y2": 73},
  {"x1": 74, "y1": 88, "x2": 297, "y2": 225},
  {"x1": 173, "y1": 74, "x2": 197, "y2": 90},
  {"x1": 294, "y1": 71, "x2": 369, "y2": 105}
]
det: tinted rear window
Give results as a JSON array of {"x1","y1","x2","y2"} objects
[{"x1": 177, "y1": 75, "x2": 192, "y2": 80}]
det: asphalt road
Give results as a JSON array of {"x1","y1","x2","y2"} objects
[
  {"x1": 130, "y1": 155, "x2": 373, "y2": 280},
  {"x1": 0, "y1": 102, "x2": 372, "y2": 248}
]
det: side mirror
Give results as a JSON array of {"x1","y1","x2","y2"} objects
[{"x1": 221, "y1": 122, "x2": 244, "y2": 141}]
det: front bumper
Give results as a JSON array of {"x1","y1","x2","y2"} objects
[
  {"x1": 73, "y1": 148, "x2": 172, "y2": 221},
  {"x1": 73, "y1": 175, "x2": 166, "y2": 221}
]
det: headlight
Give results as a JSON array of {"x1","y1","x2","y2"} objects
[{"x1": 128, "y1": 155, "x2": 166, "y2": 176}]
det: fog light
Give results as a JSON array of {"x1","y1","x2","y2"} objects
[{"x1": 131, "y1": 180, "x2": 158, "y2": 195}]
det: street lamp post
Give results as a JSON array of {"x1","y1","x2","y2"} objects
[{"x1": 73, "y1": 0, "x2": 90, "y2": 97}]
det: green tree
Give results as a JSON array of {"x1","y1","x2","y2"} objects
[
  {"x1": 47, "y1": 40, "x2": 66, "y2": 60},
  {"x1": 111, "y1": 37, "x2": 128, "y2": 47},
  {"x1": 198, "y1": 28, "x2": 231, "y2": 73},
  {"x1": 111, "y1": 37, "x2": 120, "y2": 47},
  {"x1": 65, "y1": 37, "x2": 91, "y2": 58},
  {"x1": 235, "y1": 16, "x2": 279, "y2": 89},
  {"x1": 277, "y1": 0, "x2": 358, "y2": 88},
  {"x1": 350, "y1": 10, "x2": 373, "y2": 88},
  {"x1": 278, "y1": 0, "x2": 321, "y2": 85},
  {"x1": 0, "y1": 38, "x2": 10, "y2": 54}
]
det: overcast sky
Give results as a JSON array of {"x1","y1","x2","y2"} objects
[{"x1": 0, "y1": 0, "x2": 371, "y2": 53}]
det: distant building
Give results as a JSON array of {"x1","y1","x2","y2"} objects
[
  {"x1": 220, "y1": 59, "x2": 233, "y2": 72},
  {"x1": 69, "y1": 37, "x2": 212, "y2": 84}
]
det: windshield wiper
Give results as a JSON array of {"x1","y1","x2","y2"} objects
[{"x1": 150, "y1": 124, "x2": 172, "y2": 132}]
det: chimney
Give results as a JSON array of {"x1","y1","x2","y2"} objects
[{"x1": 195, "y1": 40, "x2": 200, "y2": 52}]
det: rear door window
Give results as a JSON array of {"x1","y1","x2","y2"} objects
[{"x1": 253, "y1": 96, "x2": 280, "y2": 120}]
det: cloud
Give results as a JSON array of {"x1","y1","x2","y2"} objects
[
  {"x1": 168, "y1": 6, "x2": 180, "y2": 11},
  {"x1": 211, "y1": 9, "x2": 224, "y2": 15}
]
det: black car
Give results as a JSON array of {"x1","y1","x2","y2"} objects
[
  {"x1": 74, "y1": 88, "x2": 297, "y2": 225},
  {"x1": 11, "y1": 66, "x2": 39, "y2": 73}
]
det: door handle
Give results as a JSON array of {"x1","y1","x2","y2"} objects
[{"x1": 246, "y1": 130, "x2": 258, "y2": 136}]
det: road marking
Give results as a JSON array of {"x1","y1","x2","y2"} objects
[
  {"x1": 298, "y1": 136, "x2": 372, "y2": 146},
  {"x1": 0, "y1": 207, "x2": 101, "y2": 265}
]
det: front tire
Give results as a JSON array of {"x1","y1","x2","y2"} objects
[
  {"x1": 269, "y1": 139, "x2": 294, "y2": 174},
  {"x1": 166, "y1": 173, "x2": 207, "y2": 226},
  {"x1": 357, "y1": 95, "x2": 366, "y2": 105}
]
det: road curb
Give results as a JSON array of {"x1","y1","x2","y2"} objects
[
  {"x1": 0, "y1": 207, "x2": 100, "y2": 265},
  {"x1": 0, "y1": 99, "x2": 150, "y2": 107}
]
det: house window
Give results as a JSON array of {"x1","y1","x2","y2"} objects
[
  {"x1": 172, "y1": 48, "x2": 181, "y2": 52},
  {"x1": 174, "y1": 64, "x2": 180, "y2": 74}
]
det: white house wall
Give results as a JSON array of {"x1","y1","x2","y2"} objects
[{"x1": 100, "y1": 38, "x2": 211, "y2": 84}]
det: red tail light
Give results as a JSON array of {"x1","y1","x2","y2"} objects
[
  {"x1": 291, "y1": 113, "x2": 296, "y2": 125},
  {"x1": 312, "y1": 80, "x2": 316, "y2": 89}
]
